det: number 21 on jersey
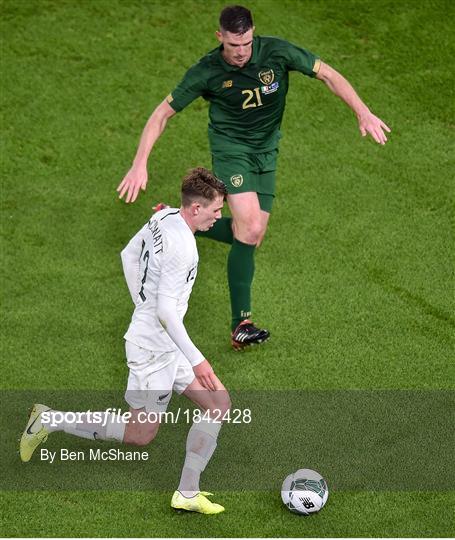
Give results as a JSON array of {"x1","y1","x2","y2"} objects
[{"x1": 242, "y1": 87, "x2": 263, "y2": 109}]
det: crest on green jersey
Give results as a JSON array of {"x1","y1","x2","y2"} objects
[
  {"x1": 258, "y1": 69, "x2": 274, "y2": 85},
  {"x1": 230, "y1": 174, "x2": 244, "y2": 187}
]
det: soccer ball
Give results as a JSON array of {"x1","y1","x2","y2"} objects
[{"x1": 281, "y1": 468, "x2": 329, "y2": 515}]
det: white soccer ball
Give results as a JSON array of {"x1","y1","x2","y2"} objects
[{"x1": 281, "y1": 468, "x2": 329, "y2": 515}]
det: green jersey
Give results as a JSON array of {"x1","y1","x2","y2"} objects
[{"x1": 167, "y1": 36, "x2": 320, "y2": 154}]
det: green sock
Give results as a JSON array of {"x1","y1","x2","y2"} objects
[
  {"x1": 228, "y1": 239, "x2": 256, "y2": 331},
  {"x1": 196, "y1": 217, "x2": 233, "y2": 244}
]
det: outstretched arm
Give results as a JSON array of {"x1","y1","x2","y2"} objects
[
  {"x1": 316, "y1": 61, "x2": 391, "y2": 145},
  {"x1": 117, "y1": 99, "x2": 176, "y2": 203}
]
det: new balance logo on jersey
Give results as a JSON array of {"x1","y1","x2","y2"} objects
[{"x1": 222, "y1": 80, "x2": 233, "y2": 88}]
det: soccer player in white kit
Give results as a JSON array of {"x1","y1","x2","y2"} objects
[{"x1": 20, "y1": 168, "x2": 231, "y2": 514}]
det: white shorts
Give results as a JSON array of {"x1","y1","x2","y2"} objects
[{"x1": 124, "y1": 341, "x2": 195, "y2": 413}]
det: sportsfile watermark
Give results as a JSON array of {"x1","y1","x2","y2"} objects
[
  {"x1": 3, "y1": 390, "x2": 454, "y2": 491},
  {"x1": 41, "y1": 407, "x2": 252, "y2": 428}
]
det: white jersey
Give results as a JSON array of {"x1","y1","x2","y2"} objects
[{"x1": 122, "y1": 208, "x2": 199, "y2": 356}]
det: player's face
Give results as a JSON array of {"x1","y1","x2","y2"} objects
[
  {"x1": 196, "y1": 195, "x2": 224, "y2": 231},
  {"x1": 216, "y1": 27, "x2": 255, "y2": 68}
]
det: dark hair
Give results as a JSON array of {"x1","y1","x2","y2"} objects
[
  {"x1": 181, "y1": 167, "x2": 227, "y2": 207},
  {"x1": 219, "y1": 5, "x2": 253, "y2": 34}
]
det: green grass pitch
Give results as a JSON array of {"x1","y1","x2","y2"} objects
[{"x1": 1, "y1": 0, "x2": 454, "y2": 537}]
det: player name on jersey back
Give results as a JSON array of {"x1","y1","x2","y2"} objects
[{"x1": 124, "y1": 208, "x2": 199, "y2": 364}]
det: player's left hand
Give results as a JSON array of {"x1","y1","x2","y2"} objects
[
  {"x1": 193, "y1": 360, "x2": 218, "y2": 392},
  {"x1": 358, "y1": 111, "x2": 391, "y2": 145}
]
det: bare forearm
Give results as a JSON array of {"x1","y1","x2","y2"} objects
[
  {"x1": 133, "y1": 110, "x2": 169, "y2": 169},
  {"x1": 117, "y1": 99, "x2": 176, "y2": 202},
  {"x1": 321, "y1": 67, "x2": 369, "y2": 118},
  {"x1": 316, "y1": 61, "x2": 391, "y2": 145}
]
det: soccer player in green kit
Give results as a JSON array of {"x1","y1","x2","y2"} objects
[{"x1": 117, "y1": 5, "x2": 391, "y2": 350}]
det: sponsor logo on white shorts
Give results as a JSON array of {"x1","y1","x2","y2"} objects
[{"x1": 156, "y1": 391, "x2": 171, "y2": 405}]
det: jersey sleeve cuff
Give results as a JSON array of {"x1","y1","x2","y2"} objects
[
  {"x1": 312, "y1": 58, "x2": 321, "y2": 75},
  {"x1": 166, "y1": 93, "x2": 180, "y2": 112},
  {"x1": 188, "y1": 351, "x2": 205, "y2": 367}
]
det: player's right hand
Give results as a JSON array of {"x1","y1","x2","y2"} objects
[
  {"x1": 117, "y1": 166, "x2": 148, "y2": 203},
  {"x1": 358, "y1": 111, "x2": 391, "y2": 145},
  {"x1": 193, "y1": 360, "x2": 218, "y2": 392}
]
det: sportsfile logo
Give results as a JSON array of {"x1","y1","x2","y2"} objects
[{"x1": 40, "y1": 407, "x2": 252, "y2": 427}]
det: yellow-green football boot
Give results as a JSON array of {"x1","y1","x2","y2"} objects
[
  {"x1": 171, "y1": 491, "x2": 225, "y2": 514},
  {"x1": 20, "y1": 403, "x2": 51, "y2": 462}
]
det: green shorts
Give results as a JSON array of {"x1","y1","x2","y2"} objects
[{"x1": 212, "y1": 149, "x2": 278, "y2": 213}]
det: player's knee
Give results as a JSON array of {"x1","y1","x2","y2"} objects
[
  {"x1": 213, "y1": 391, "x2": 231, "y2": 418},
  {"x1": 135, "y1": 429, "x2": 158, "y2": 446},
  {"x1": 256, "y1": 232, "x2": 266, "y2": 248},
  {"x1": 241, "y1": 220, "x2": 263, "y2": 245},
  {"x1": 221, "y1": 396, "x2": 232, "y2": 419},
  {"x1": 129, "y1": 424, "x2": 159, "y2": 446}
]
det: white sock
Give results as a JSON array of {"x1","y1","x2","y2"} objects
[
  {"x1": 42, "y1": 410, "x2": 127, "y2": 442},
  {"x1": 178, "y1": 418, "x2": 222, "y2": 497}
]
